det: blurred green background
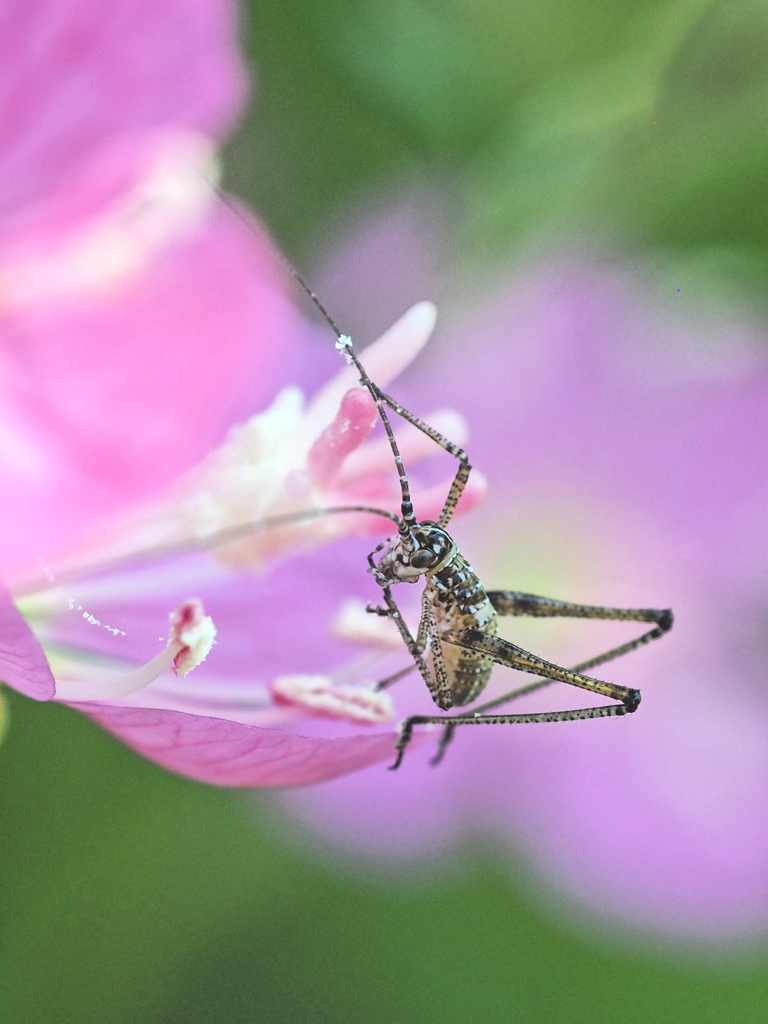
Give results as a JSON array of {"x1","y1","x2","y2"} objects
[{"x1": 5, "y1": 1, "x2": 768, "y2": 1021}]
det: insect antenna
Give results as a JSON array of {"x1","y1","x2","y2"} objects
[
  {"x1": 16, "y1": 503, "x2": 406, "y2": 597},
  {"x1": 332, "y1": 335, "x2": 417, "y2": 539},
  {"x1": 211, "y1": 185, "x2": 418, "y2": 539}
]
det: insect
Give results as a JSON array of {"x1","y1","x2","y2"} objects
[
  {"x1": 194, "y1": 188, "x2": 673, "y2": 770},
  {"x1": 282, "y1": 267, "x2": 674, "y2": 770}
]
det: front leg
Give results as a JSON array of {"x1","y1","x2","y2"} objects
[
  {"x1": 377, "y1": 388, "x2": 471, "y2": 529},
  {"x1": 377, "y1": 587, "x2": 453, "y2": 711},
  {"x1": 366, "y1": 603, "x2": 392, "y2": 618}
]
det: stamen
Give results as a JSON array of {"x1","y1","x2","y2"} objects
[
  {"x1": 56, "y1": 598, "x2": 215, "y2": 701},
  {"x1": 270, "y1": 674, "x2": 395, "y2": 725},
  {"x1": 168, "y1": 599, "x2": 217, "y2": 677}
]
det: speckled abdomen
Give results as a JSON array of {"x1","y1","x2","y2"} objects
[{"x1": 429, "y1": 556, "x2": 498, "y2": 707}]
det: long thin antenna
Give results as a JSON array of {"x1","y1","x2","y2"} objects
[
  {"x1": 16, "y1": 504, "x2": 405, "y2": 597},
  {"x1": 210, "y1": 183, "x2": 417, "y2": 536},
  {"x1": 213, "y1": 186, "x2": 343, "y2": 336}
]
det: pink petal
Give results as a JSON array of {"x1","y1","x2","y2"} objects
[
  {"x1": 270, "y1": 675, "x2": 395, "y2": 725},
  {"x1": 0, "y1": 0, "x2": 246, "y2": 231},
  {"x1": 0, "y1": 584, "x2": 55, "y2": 700},
  {"x1": 68, "y1": 702, "x2": 406, "y2": 786}
]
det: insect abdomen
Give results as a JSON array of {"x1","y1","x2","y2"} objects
[{"x1": 431, "y1": 555, "x2": 498, "y2": 707}]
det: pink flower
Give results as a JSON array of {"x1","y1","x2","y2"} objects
[
  {"x1": 6, "y1": 290, "x2": 486, "y2": 784},
  {"x1": 268, "y1": 198, "x2": 768, "y2": 945},
  {"x1": 1, "y1": 0, "x2": 488, "y2": 788}
]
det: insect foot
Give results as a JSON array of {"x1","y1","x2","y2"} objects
[
  {"x1": 620, "y1": 688, "x2": 642, "y2": 714},
  {"x1": 390, "y1": 716, "x2": 428, "y2": 770},
  {"x1": 366, "y1": 603, "x2": 392, "y2": 617}
]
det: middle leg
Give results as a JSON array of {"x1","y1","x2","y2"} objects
[{"x1": 377, "y1": 388, "x2": 471, "y2": 528}]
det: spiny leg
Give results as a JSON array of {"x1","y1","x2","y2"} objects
[
  {"x1": 391, "y1": 629, "x2": 643, "y2": 770},
  {"x1": 365, "y1": 549, "x2": 446, "y2": 699},
  {"x1": 445, "y1": 630, "x2": 642, "y2": 705},
  {"x1": 376, "y1": 388, "x2": 470, "y2": 528},
  {"x1": 429, "y1": 599, "x2": 672, "y2": 766},
  {"x1": 374, "y1": 661, "x2": 418, "y2": 691},
  {"x1": 365, "y1": 574, "x2": 432, "y2": 654},
  {"x1": 365, "y1": 593, "x2": 426, "y2": 692},
  {"x1": 376, "y1": 585, "x2": 453, "y2": 710},
  {"x1": 419, "y1": 589, "x2": 454, "y2": 710},
  {"x1": 430, "y1": 635, "x2": 660, "y2": 766},
  {"x1": 487, "y1": 592, "x2": 672, "y2": 672},
  {"x1": 393, "y1": 699, "x2": 632, "y2": 770}
]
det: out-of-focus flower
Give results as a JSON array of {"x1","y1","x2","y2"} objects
[
  {"x1": 3, "y1": 0, "x2": 475, "y2": 781},
  {"x1": 1, "y1": 0, "x2": 491, "y2": 785},
  {"x1": 0, "y1": 0, "x2": 294, "y2": 577},
  {"x1": 270, "y1": 196, "x2": 768, "y2": 945}
]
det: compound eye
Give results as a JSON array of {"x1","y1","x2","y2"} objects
[{"x1": 410, "y1": 548, "x2": 438, "y2": 570}]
